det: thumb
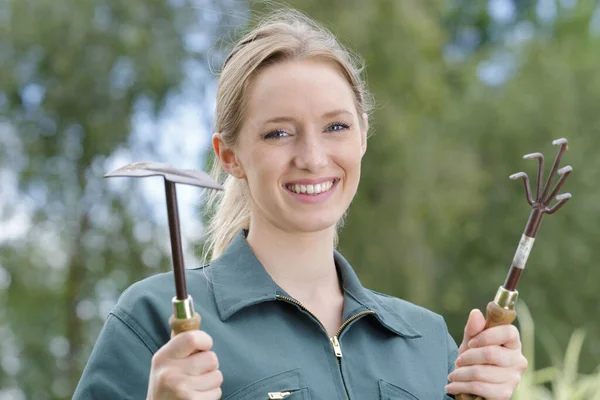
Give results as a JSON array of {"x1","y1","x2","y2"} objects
[{"x1": 458, "y1": 309, "x2": 486, "y2": 355}]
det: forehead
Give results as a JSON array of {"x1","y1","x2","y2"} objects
[{"x1": 244, "y1": 59, "x2": 357, "y2": 123}]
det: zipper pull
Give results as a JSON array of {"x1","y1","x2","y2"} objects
[
  {"x1": 268, "y1": 392, "x2": 292, "y2": 399},
  {"x1": 330, "y1": 335, "x2": 343, "y2": 358}
]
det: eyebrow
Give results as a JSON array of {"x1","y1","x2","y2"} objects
[{"x1": 262, "y1": 109, "x2": 354, "y2": 125}]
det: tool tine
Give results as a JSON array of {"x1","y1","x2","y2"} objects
[
  {"x1": 546, "y1": 193, "x2": 572, "y2": 214},
  {"x1": 509, "y1": 172, "x2": 527, "y2": 180},
  {"x1": 540, "y1": 138, "x2": 569, "y2": 202},
  {"x1": 552, "y1": 137, "x2": 568, "y2": 148},
  {"x1": 523, "y1": 152, "x2": 544, "y2": 159},
  {"x1": 510, "y1": 172, "x2": 534, "y2": 206},
  {"x1": 558, "y1": 165, "x2": 573, "y2": 174},
  {"x1": 546, "y1": 165, "x2": 572, "y2": 202},
  {"x1": 523, "y1": 152, "x2": 545, "y2": 201}
]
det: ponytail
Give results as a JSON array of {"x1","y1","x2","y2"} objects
[{"x1": 201, "y1": 160, "x2": 251, "y2": 263}]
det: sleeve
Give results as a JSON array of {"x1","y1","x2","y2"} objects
[
  {"x1": 446, "y1": 330, "x2": 459, "y2": 375},
  {"x1": 72, "y1": 311, "x2": 157, "y2": 400},
  {"x1": 445, "y1": 324, "x2": 459, "y2": 399}
]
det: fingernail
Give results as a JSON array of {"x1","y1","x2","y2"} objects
[
  {"x1": 468, "y1": 339, "x2": 475, "y2": 348},
  {"x1": 455, "y1": 357, "x2": 461, "y2": 367}
]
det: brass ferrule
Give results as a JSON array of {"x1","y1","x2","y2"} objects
[
  {"x1": 494, "y1": 286, "x2": 519, "y2": 310},
  {"x1": 172, "y1": 295, "x2": 195, "y2": 319}
]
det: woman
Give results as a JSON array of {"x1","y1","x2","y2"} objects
[{"x1": 74, "y1": 9, "x2": 527, "y2": 400}]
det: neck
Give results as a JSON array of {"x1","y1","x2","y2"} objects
[{"x1": 246, "y1": 216, "x2": 342, "y2": 304}]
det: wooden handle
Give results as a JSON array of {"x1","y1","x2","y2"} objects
[
  {"x1": 455, "y1": 301, "x2": 517, "y2": 400},
  {"x1": 169, "y1": 312, "x2": 201, "y2": 335},
  {"x1": 483, "y1": 300, "x2": 517, "y2": 328}
]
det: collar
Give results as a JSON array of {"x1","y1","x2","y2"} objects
[{"x1": 206, "y1": 230, "x2": 421, "y2": 338}]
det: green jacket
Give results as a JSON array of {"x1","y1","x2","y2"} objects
[{"x1": 74, "y1": 230, "x2": 458, "y2": 399}]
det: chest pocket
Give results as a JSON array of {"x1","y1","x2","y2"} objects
[
  {"x1": 379, "y1": 380, "x2": 419, "y2": 400},
  {"x1": 224, "y1": 368, "x2": 310, "y2": 400},
  {"x1": 379, "y1": 379, "x2": 455, "y2": 400}
]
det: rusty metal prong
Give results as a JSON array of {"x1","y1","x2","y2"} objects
[
  {"x1": 510, "y1": 172, "x2": 534, "y2": 206},
  {"x1": 546, "y1": 165, "x2": 573, "y2": 203},
  {"x1": 541, "y1": 138, "x2": 569, "y2": 202},
  {"x1": 546, "y1": 193, "x2": 572, "y2": 214},
  {"x1": 523, "y1": 152, "x2": 544, "y2": 201}
]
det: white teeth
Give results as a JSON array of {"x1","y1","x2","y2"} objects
[{"x1": 286, "y1": 180, "x2": 336, "y2": 195}]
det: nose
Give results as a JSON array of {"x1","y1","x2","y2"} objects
[{"x1": 293, "y1": 132, "x2": 328, "y2": 172}]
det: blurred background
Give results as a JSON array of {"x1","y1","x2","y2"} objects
[{"x1": 1, "y1": 0, "x2": 599, "y2": 398}]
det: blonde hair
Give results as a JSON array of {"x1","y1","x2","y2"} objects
[{"x1": 202, "y1": 8, "x2": 374, "y2": 261}]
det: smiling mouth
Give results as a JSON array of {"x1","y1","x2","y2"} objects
[{"x1": 284, "y1": 179, "x2": 339, "y2": 195}]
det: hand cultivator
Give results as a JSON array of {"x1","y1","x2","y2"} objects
[{"x1": 457, "y1": 138, "x2": 572, "y2": 400}]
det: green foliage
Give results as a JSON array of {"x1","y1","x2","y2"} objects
[{"x1": 514, "y1": 302, "x2": 600, "y2": 400}]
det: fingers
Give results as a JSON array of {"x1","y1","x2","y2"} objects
[
  {"x1": 182, "y1": 351, "x2": 220, "y2": 376},
  {"x1": 187, "y1": 369, "x2": 224, "y2": 392},
  {"x1": 450, "y1": 321, "x2": 528, "y2": 400},
  {"x1": 148, "y1": 329, "x2": 224, "y2": 399},
  {"x1": 468, "y1": 325, "x2": 521, "y2": 350},
  {"x1": 445, "y1": 380, "x2": 514, "y2": 400},
  {"x1": 457, "y1": 345, "x2": 526, "y2": 369},
  {"x1": 446, "y1": 362, "x2": 524, "y2": 399},
  {"x1": 448, "y1": 365, "x2": 516, "y2": 384},
  {"x1": 458, "y1": 309, "x2": 486, "y2": 354},
  {"x1": 191, "y1": 387, "x2": 222, "y2": 400},
  {"x1": 157, "y1": 330, "x2": 214, "y2": 361}
]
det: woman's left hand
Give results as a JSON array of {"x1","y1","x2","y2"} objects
[{"x1": 445, "y1": 309, "x2": 528, "y2": 400}]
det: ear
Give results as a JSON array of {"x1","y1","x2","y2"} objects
[
  {"x1": 360, "y1": 113, "x2": 369, "y2": 157},
  {"x1": 212, "y1": 132, "x2": 246, "y2": 179}
]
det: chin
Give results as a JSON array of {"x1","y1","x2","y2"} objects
[{"x1": 287, "y1": 214, "x2": 340, "y2": 235}]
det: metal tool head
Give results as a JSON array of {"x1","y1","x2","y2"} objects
[
  {"x1": 511, "y1": 138, "x2": 572, "y2": 211},
  {"x1": 501, "y1": 138, "x2": 574, "y2": 292},
  {"x1": 104, "y1": 161, "x2": 223, "y2": 191}
]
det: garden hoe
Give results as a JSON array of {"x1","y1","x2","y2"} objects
[{"x1": 104, "y1": 162, "x2": 223, "y2": 335}]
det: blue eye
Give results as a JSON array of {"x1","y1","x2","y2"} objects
[
  {"x1": 264, "y1": 129, "x2": 290, "y2": 139},
  {"x1": 327, "y1": 122, "x2": 351, "y2": 132}
]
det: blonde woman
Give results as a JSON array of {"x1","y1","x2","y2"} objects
[{"x1": 74, "y1": 9, "x2": 527, "y2": 400}]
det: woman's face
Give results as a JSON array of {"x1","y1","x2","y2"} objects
[{"x1": 219, "y1": 59, "x2": 367, "y2": 236}]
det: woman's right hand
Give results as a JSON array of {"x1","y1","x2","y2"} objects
[{"x1": 147, "y1": 330, "x2": 223, "y2": 400}]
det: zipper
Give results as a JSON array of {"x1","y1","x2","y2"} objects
[
  {"x1": 276, "y1": 295, "x2": 327, "y2": 331},
  {"x1": 330, "y1": 310, "x2": 377, "y2": 358},
  {"x1": 275, "y1": 295, "x2": 376, "y2": 399},
  {"x1": 330, "y1": 335, "x2": 343, "y2": 357},
  {"x1": 268, "y1": 391, "x2": 293, "y2": 399},
  {"x1": 330, "y1": 310, "x2": 375, "y2": 399}
]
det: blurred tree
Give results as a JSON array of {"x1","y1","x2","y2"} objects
[
  {"x1": 250, "y1": 0, "x2": 600, "y2": 373},
  {"x1": 0, "y1": 0, "x2": 232, "y2": 398}
]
